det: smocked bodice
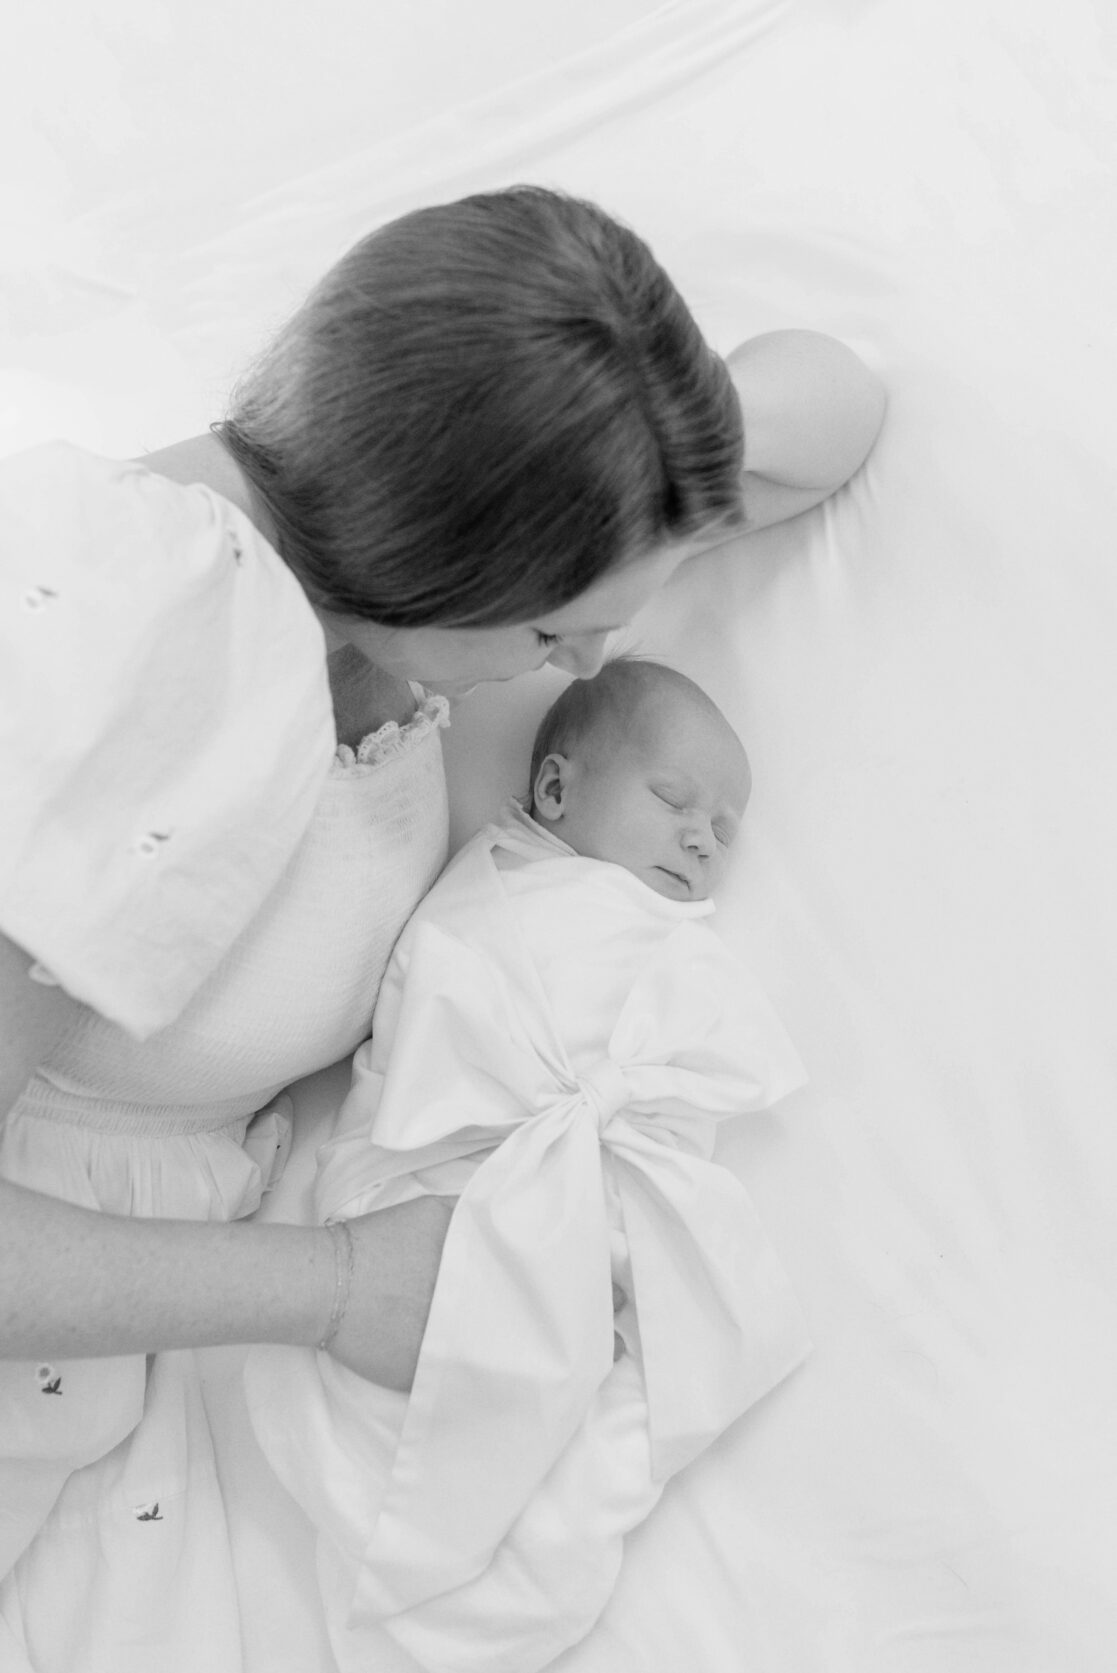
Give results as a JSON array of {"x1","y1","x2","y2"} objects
[{"x1": 14, "y1": 695, "x2": 450, "y2": 1135}]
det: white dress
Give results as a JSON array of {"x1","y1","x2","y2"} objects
[
  {"x1": 0, "y1": 444, "x2": 451, "y2": 1672},
  {"x1": 246, "y1": 803, "x2": 812, "y2": 1673}
]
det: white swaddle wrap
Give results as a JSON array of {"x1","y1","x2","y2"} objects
[{"x1": 247, "y1": 801, "x2": 809, "y2": 1670}]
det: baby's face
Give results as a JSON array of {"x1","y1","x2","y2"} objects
[{"x1": 534, "y1": 693, "x2": 751, "y2": 901}]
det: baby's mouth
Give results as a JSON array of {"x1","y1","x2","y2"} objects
[{"x1": 655, "y1": 866, "x2": 691, "y2": 892}]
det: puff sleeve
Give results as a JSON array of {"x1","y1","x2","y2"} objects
[{"x1": 0, "y1": 442, "x2": 334, "y2": 1037}]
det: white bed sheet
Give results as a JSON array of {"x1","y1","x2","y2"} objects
[{"x1": 5, "y1": 0, "x2": 1117, "y2": 1667}]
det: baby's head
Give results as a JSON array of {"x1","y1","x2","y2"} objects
[{"x1": 528, "y1": 659, "x2": 751, "y2": 901}]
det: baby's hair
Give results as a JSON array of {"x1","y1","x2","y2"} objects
[
  {"x1": 217, "y1": 186, "x2": 743, "y2": 627},
  {"x1": 528, "y1": 657, "x2": 724, "y2": 808}
]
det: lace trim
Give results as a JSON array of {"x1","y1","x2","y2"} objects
[{"x1": 332, "y1": 691, "x2": 450, "y2": 770}]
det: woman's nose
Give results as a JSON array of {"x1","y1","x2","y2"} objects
[{"x1": 548, "y1": 633, "x2": 611, "y2": 679}]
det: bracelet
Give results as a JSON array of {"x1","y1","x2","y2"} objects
[{"x1": 317, "y1": 1220, "x2": 355, "y2": 1352}]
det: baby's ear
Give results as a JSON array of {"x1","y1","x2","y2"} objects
[{"x1": 532, "y1": 753, "x2": 570, "y2": 822}]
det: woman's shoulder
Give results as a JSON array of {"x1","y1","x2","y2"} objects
[
  {"x1": 1, "y1": 439, "x2": 197, "y2": 551},
  {"x1": 1, "y1": 439, "x2": 303, "y2": 617},
  {"x1": 0, "y1": 437, "x2": 330, "y2": 752}
]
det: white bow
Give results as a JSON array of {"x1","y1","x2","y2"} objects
[{"x1": 317, "y1": 825, "x2": 811, "y2": 1624}]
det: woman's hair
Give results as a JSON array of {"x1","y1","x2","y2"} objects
[{"x1": 216, "y1": 186, "x2": 744, "y2": 627}]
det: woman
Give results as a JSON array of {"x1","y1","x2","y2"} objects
[{"x1": 0, "y1": 186, "x2": 883, "y2": 1667}]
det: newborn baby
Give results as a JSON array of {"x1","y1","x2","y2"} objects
[
  {"x1": 247, "y1": 659, "x2": 810, "y2": 1673},
  {"x1": 526, "y1": 654, "x2": 750, "y2": 900}
]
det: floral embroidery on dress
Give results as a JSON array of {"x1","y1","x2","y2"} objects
[
  {"x1": 21, "y1": 584, "x2": 59, "y2": 611},
  {"x1": 135, "y1": 829, "x2": 174, "y2": 857}
]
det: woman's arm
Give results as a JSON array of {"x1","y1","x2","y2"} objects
[
  {"x1": 727, "y1": 329, "x2": 887, "y2": 533},
  {"x1": 0, "y1": 933, "x2": 448, "y2": 1390},
  {"x1": 0, "y1": 1176, "x2": 449, "y2": 1389},
  {"x1": 0, "y1": 1175, "x2": 334, "y2": 1358}
]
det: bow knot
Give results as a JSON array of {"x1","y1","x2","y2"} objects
[{"x1": 576, "y1": 1057, "x2": 630, "y2": 1130}]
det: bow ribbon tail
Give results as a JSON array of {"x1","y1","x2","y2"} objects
[
  {"x1": 611, "y1": 1130, "x2": 812, "y2": 1481},
  {"x1": 349, "y1": 1103, "x2": 615, "y2": 1626}
]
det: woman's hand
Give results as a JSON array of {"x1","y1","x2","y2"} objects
[
  {"x1": 323, "y1": 1196, "x2": 456, "y2": 1391},
  {"x1": 324, "y1": 1205, "x2": 626, "y2": 1387}
]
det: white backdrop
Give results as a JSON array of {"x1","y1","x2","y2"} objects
[{"x1": 4, "y1": 1, "x2": 1117, "y2": 1668}]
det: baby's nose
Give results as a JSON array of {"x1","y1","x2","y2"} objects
[{"x1": 682, "y1": 819, "x2": 714, "y2": 858}]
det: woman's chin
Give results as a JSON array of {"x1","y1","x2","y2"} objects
[
  {"x1": 422, "y1": 679, "x2": 481, "y2": 700},
  {"x1": 425, "y1": 674, "x2": 522, "y2": 700}
]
